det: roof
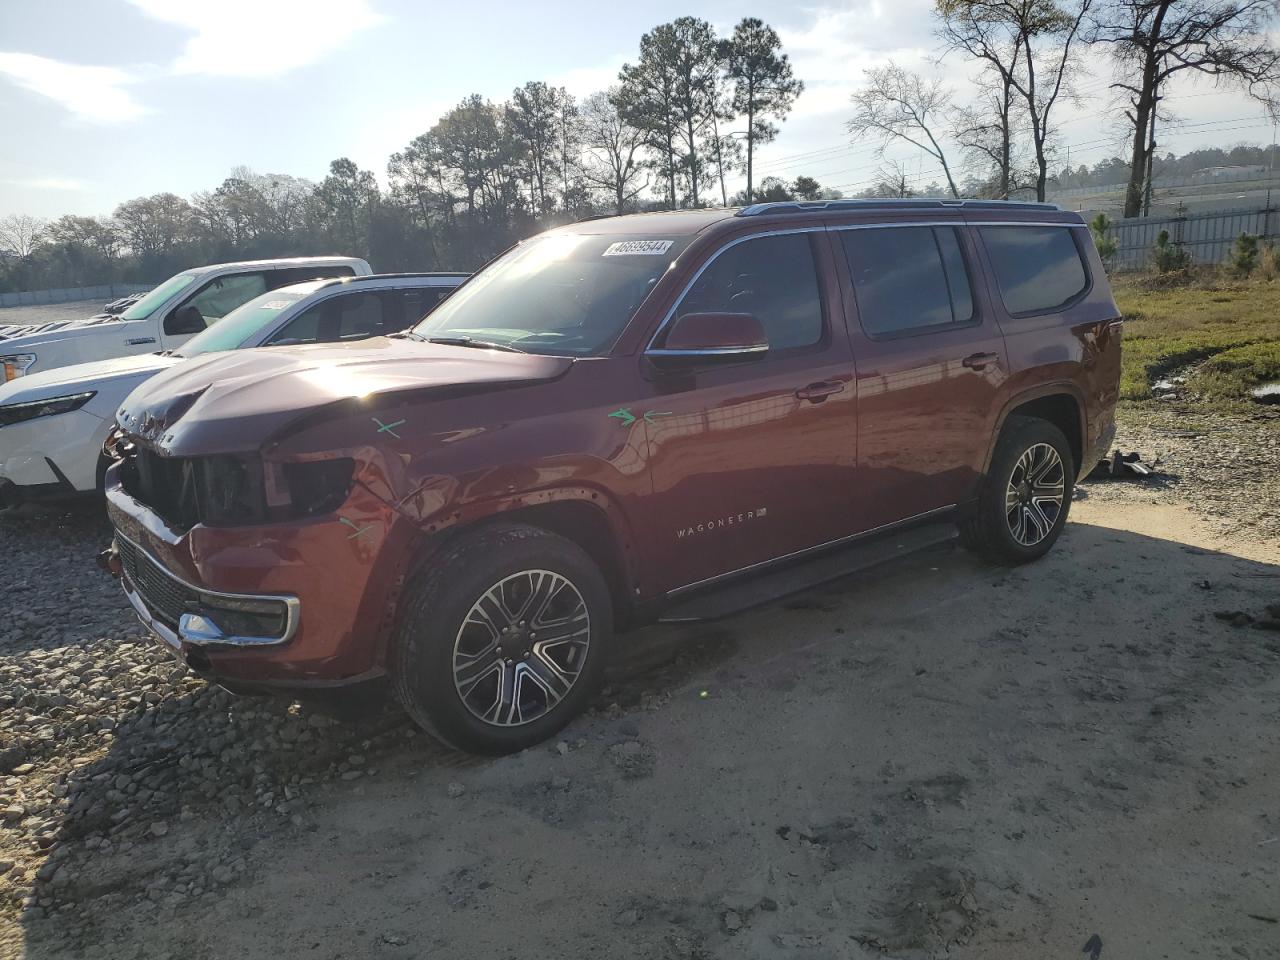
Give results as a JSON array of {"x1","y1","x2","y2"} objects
[
  {"x1": 186, "y1": 255, "x2": 367, "y2": 276},
  {"x1": 269, "y1": 273, "x2": 469, "y2": 297},
  {"x1": 553, "y1": 198, "x2": 1079, "y2": 239}
]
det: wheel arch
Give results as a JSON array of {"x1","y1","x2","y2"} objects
[
  {"x1": 407, "y1": 488, "x2": 641, "y2": 627},
  {"x1": 985, "y1": 385, "x2": 1086, "y2": 479}
]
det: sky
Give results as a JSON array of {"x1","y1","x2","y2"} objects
[{"x1": 1, "y1": 0, "x2": 1277, "y2": 219}]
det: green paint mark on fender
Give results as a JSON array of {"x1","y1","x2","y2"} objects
[
  {"x1": 608, "y1": 408, "x2": 637, "y2": 426},
  {"x1": 372, "y1": 417, "x2": 406, "y2": 438},
  {"x1": 609, "y1": 408, "x2": 675, "y2": 426},
  {"x1": 339, "y1": 517, "x2": 376, "y2": 540}
]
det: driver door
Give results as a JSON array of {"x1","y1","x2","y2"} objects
[{"x1": 636, "y1": 230, "x2": 859, "y2": 594}]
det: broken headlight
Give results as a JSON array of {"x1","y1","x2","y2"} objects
[
  {"x1": 264, "y1": 458, "x2": 356, "y2": 518},
  {"x1": 0, "y1": 390, "x2": 95, "y2": 427}
]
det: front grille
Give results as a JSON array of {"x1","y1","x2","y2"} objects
[
  {"x1": 121, "y1": 447, "x2": 265, "y2": 530},
  {"x1": 117, "y1": 536, "x2": 199, "y2": 629}
]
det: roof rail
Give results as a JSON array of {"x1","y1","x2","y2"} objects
[
  {"x1": 343, "y1": 272, "x2": 471, "y2": 282},
  {"x1": 736, "y1": 198, "x2": 1061, "y2": 217}
]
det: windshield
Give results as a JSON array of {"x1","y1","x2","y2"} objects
[
  {"x1": 413, "y1": 233, "x2": 692, "y2": 355},
  {"x1": 120, "y1": 271, "x2": 199, "y2": 321},
  {"x1": 178, "y1": 288, "x2": 310, "y2": 356}
]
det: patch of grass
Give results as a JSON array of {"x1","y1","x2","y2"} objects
[
  {"x1": 1112, "y1": 275, "x2": 1280, "y2": 408},
  {"x1": 1187, "y1": 342, "x2": 1280, "y2": 401}
]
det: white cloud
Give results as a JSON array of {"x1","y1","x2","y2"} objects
[
  {"x1": 548, "y1": 57, "x2": 627, "y2": 99},
  {"x1": 0, "y1": 52, "x2": 146, "y2": 123},
  {"x1": 5, "y1": 177, "x2": 87, "y2": 191},
  {"x1": 126, "y1": 0, "x2": 386, "y2": 78}
]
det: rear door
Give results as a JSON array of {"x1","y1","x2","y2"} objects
[
  {"x1": 638, "y1": 229, "x2": 859, "y2": 593},
  {"x1": 835, "y1": 222, "x2": 1007, "y2": 530}
]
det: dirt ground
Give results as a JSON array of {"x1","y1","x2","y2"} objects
[{"x1": 2, "y1": 417, "x2": 1279, "y2": 960}]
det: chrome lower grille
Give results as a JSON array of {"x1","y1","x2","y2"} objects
[{"x1": 117, "y1": 536, "x2": 198, "y2": 629}]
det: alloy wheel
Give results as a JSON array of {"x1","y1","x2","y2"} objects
[
  {"x1": 1004, "y1": 442, "x2": 1065, "y2": 546},
  {"x1": 452, "y1": 569, "x2": 591, "y2": 727}
]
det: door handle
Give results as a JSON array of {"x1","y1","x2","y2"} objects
[
  {"x1": 961, "y1": 352, "x2": 999, "y2": 370},
  {"x1": 794, "y1": 380, "x2": 844, "y2": 403}
]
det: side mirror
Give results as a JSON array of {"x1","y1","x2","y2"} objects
[
  {"x1": 646, "y1": 311, "x2": 768, "y2": 364},
  {"x1": 164, "y1": 304, "x2": 206, "y2": 336}
]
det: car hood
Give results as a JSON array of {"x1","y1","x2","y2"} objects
[
  {"x1": 0, "y1": 353, "x2": 177, "y2": 406},
  {"x1": 0, "y1": 314, "x2": 135, "y2": 350},
  {"x1": 117, "y1": 337, "x2": 575, "y2": 455}
]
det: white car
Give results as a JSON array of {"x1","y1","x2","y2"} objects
[
  {"x1": 0, "y1": 273, "x2": 467, "y2": 506},
  {"x1": 0, "y1": 255, "x2": 372, "y2": 383}
]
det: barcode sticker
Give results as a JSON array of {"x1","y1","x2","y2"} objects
[{"x1": 602, "y1": 240, "x2": 674, "y2": 257}]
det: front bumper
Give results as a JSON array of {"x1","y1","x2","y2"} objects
[
  {"x1": 0, "y1": 408, "x2": 107, "y2": 493},
  {"x1": 104, "y1": 463, "x2": 414, "y2": 689},
  {"x1": 113, "y1": 531, "x2": 300, "y2": 649}
]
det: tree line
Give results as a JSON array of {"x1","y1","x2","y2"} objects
[
  {"x1": 851, "y1": 0, "x2": 1278, "y2": 214},
  {"x1": 1, "y1": 1, "x2": 1277, "y2": 292},
  {"x1": 0, "y1": 16, "x2": 801, "y2": 292}
]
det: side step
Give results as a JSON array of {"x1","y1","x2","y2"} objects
[{"x1": 656, "y1": 521, "x2": 958, "y2": 624}]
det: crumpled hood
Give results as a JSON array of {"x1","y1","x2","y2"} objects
[
  {"x1": 0, "y1": 353, "x2": 176, "y2": 407},
  {"x1": 117, "y1": 336, "x2": 575, "y2": 455}
]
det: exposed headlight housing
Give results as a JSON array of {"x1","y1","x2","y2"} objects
[
  {"x1": 1, "y1": 354, "x2": 36, "y2": 382},
  {"x1": 0, "y1": 391, "x2": 96, "y2": 428}
]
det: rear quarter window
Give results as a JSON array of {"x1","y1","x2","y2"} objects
[{"x1": 979, "y1": 226, "x2": 1088, "y2": 316}]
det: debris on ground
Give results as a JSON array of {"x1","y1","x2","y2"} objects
[
  {"x1": 1213, "y1": 605, "x2": 1280, "y2": 630},
  {"x1": 1088, "y1": 449, "x2": 1161, "y2": 480}
]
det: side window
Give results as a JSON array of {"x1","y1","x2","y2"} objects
[
  {"x1": 840, "y1": 227, "x2": 974, "y2": 337},
  {"x1": 266, "y1": 292, "x2": 390, "y2": 346},
  {"x1": 979, "y1": 226, "x2": 1088, "y2": 315},
  {"x1": 400, "y1": 287, "x2": 447, "y2": 325},
  {"x1": 270, "y1": 265, "x2": 356, "y2": 288},
  {"x1": 181, "y1": 273, "x2": 269, "y2": 326},
  {"x1": 336, "y1": 292, "x2": 385, "y2": 340},
  {"x1": 669, "y1": 233, "x2": 823, "y2": 351}
]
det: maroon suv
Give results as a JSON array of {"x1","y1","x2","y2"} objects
[{"x1": 103, "y1": 200, "x2": 1121, "y2": 754}]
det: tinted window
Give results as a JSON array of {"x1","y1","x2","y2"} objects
[
  {"x1": 980, "y1": 226, "x2": 1088, "y2": 315},
  {"x1": 267, "y1": 291, "x2": 394, "y2": 346},
  {"x1": 400, "y1": 287, "x2": 447, "y2": 324},
  {"x1": 840, "y1": 227, "x2": 974, "y2": 336},
  {"x1": 671, "y1": 233, "x2": 823, "y2": 350},
  {"x1": 271, "y1": 265, "x2": 356, "y2": 287}
]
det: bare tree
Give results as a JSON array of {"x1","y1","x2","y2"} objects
[
  {"x1": 937, "y1": 1, "x2": 1026, "y2": 198},
  {"x1": 871, "y1": 160, "x2": 918, "y2": 198},
  {"x1": 848, "y1": 63, "x2": 961, "y2": 198},
  {"x1": 1093, "y1": 0, "x2": 1280, "y2": 217},
  {"x1": 951, "y1": 88, "x2": 1035, "y2": 196},
  {"x1": 578, "y1": 89, "x2": 649, "y2": 214},
  {"x1": 0, "y1": 214, "x2": 47, "y2": 258},
  {"x1": 938, "y1": 0, "x2": 1093, "y2": 203}
]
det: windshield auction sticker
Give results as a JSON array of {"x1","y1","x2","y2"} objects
[{"x1": 602, "y1": 240, "x2": 674, "y2": 256}]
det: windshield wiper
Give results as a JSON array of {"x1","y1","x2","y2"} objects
[
  {"x1": 389, "y1": 330, "x2": 426, "y2": 341},
  {"x1": 425, "y1": 336, "x2": 525, "y2": 354}
]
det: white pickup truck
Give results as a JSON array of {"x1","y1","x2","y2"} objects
[{"x1": 0, "y1": 256, "x2": 371, "y2": 383}]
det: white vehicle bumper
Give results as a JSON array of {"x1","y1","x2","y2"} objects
[{"x1": 0, "y1": 408, "x2": 109, "y2": 500}]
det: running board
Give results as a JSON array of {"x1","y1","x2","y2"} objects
[{"x1": 656, "y1": 521, "x2": 957, "y2": 624}]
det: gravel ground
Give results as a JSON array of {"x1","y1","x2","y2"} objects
[
  {"x1": 1, "y1": 411, "x2": 1278, "y2": 960},
  {"x1": 0, "y1": 302, "x2": 106, "y2": 327}
]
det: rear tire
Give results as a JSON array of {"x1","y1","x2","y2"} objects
[
  {"x1": 959, "y1": 416, "x2": 1074, "y2": 565},
  {"x1": 391, "y1": 522, "x2": 612, "y2": 755}
]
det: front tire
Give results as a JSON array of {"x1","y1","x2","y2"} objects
[
  {"x1": 959, "y1": 416, "x2": 1073, "y2": 565},
  {"x1": 391, "y1": 522, "x2": 612, "y2": 755}
]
